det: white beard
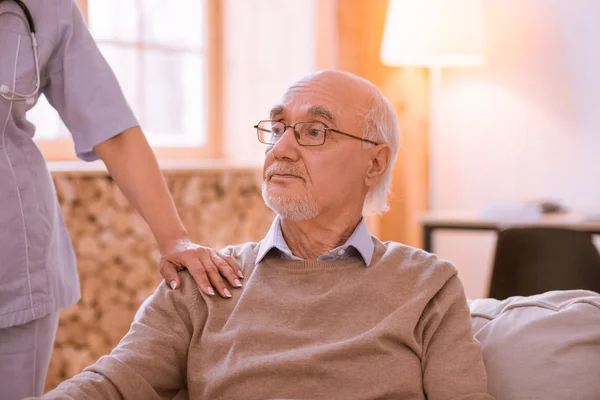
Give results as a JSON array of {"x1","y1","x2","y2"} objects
[{"x1": 262, "y1": 182, "x2": 320, "y2": 221}]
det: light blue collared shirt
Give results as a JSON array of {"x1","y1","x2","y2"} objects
[{"x1": 256, "y1": 217, "x2": 375, "y2": 267}]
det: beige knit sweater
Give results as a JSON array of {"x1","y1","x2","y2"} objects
[{"x1": 40, "y1": 239, "x2": 493, "y2": 399}]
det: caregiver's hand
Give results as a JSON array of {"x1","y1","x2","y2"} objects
[{"x1": 160, "y1": 239, "x2": 243, "y2": 298}]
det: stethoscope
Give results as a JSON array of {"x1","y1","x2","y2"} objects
[{"x1": 0, "y1": 0, "x2": 41, "y2": 103}]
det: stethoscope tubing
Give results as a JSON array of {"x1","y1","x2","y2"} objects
[{"x1": 0, "y1": 0, "x2": 41, "y2": 102}]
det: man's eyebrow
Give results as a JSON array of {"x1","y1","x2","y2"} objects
[
  {"x1": 269, "y1": 104, "x2": 337, "y2": 125},
  {"x1": 269, "y1": 105, "x2": 285, "y2": 119},
  {"x1": 308, "y1": 105, "x2": 337, "y2": 126}
]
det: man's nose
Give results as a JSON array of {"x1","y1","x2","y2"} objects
[{"x1": 272, "y1": 127, "x2": 300, "y2": 160}]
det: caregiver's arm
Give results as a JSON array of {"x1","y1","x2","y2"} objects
[
  {"x1": 95, "y1": 127, "x2": 243, "y2": 298},
  {"x1": 42, "y1": 0, "x2": 241, "y2": 298}
]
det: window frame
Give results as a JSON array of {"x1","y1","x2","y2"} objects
[{"x1": 35, "y1": 0, "x2": 222, "y2": 161}]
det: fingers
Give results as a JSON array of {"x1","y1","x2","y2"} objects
[
  {"x1": 185, "y1": 257, "x2": 220, "y2": 297},
  {"x1": 211, "y1": 252, "x2": 243, "y2": 287},
  {"x1": 188, "y1": 252, "x2": 240, "y2": 298},
  {"x1": 159, "y1": 261, "x2": 181, "y2": 291},
  {"x1": 160, "y1": 244, "x2": 243, "y2": 299},
  {"x1": 196, "y1": 253, "x2": 236, "y2": 298},
  {"x1": 218, "y1": 252, "x2": 244, "y2": 279}
]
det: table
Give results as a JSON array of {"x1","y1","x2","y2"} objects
[{"x1": 418, "y1": 210, "x2": 600, "y2": 253}]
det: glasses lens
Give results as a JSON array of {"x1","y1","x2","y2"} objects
[
  {"x1": 257, "y1": 120, "x2": 285, "y2": 144},
  {"x1": 295, "y1": 122, "x2": 326, "y2": 146}
]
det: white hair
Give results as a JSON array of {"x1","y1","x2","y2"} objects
[{"x1": 359, "y1": 80, "x2": 400, "y2": 215}]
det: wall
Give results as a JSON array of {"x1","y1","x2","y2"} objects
[
  {"x1": 222, "y1": 0, "x2": 319, "y2": 164},
  {"x1": 336, "y1": 0, "x2": 430, "y2": 246},
  {"x1": 431, "y1": 0, "x2": 600, "y2": 298}
]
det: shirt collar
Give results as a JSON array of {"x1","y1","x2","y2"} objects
[{"x1": 256, "y1": 216, "x2": 374, "y2": 267}]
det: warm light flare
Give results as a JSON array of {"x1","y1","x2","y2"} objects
[{"x1": 380, "y1": 0, "x2": 486, "y2": 67}]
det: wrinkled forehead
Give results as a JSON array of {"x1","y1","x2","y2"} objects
[{"x1": 271, "y1": 80, "x2": 371, "y2": 128}]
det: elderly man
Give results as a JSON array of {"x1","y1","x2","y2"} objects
[{"x1": 37, "y1": 70, "x2": 493, "y2": 400}]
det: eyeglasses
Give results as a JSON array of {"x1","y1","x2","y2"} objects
[{"x1": 254, "y1": 120, "x2": 379, "y2": 147}]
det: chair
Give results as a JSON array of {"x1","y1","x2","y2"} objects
[{"x1": 488, "y1": 227, "x2": 600, "y2": 299}]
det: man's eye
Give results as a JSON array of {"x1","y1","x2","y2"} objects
[{"x1": 310, "y1": 129, "x2": 324, "y2": 137}]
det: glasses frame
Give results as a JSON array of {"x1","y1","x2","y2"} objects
[{"x1": 254, "y1": 120, "x2": 380, "y2": 147}]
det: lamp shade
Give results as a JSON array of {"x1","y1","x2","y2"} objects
[{"x1": 380, "y1": 0, "x2": 486, "y2": 67}]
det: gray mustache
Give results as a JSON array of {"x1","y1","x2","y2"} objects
[{"x1": 265, "y1": 163, "x2": 305, "y2": 179}]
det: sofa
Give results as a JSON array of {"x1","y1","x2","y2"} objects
[
  {"x1": 172, "y1": 290, "x2": 600, "y2": 400},
  {"x1": 469, "y1": 290, "x2": 600, "y2": 400}
]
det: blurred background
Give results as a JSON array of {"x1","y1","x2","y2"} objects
[{"x1": 36, "y1": 0, "x2": 600, "y2": 390}]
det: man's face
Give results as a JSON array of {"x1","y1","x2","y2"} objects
[{"x1": 262, "y1": 72, "x2": 374, "y2": 220}]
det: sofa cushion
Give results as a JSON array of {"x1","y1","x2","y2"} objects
[{"x1": 469, "y1": 290, "x2": 600, "y2": 400}]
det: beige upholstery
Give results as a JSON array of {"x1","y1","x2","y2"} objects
[{"x1": 469, "y1": 290, "x2": 600, "y2": 400}]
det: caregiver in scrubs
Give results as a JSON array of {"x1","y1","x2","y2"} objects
[{"x1": 0, "y1": 1, "x2": 243, "y2": 398}]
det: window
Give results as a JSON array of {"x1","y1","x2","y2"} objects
[{"x1": 31, "y1": 0, "x2": 218, "y2": 160}]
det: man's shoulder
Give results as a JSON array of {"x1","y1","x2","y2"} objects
[
  {"x1": 219, "y1": 241, "x2": 262, "y2": 266},
  {"x1": 372, "y1": 239, "x2": 458, "y2": 284}
]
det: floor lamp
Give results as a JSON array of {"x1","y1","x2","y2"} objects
[{"x1": 380, "y1": 0, "x2": 486, "y2": 210}]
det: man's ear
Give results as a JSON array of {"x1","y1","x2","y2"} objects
[{"x1": 365, "y1": 144, "x2": 392, "y2": 188}]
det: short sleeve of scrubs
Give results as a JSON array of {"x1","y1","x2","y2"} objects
[{"x1": 43, "y1": 0, "x2": 139, "y2": 161}]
